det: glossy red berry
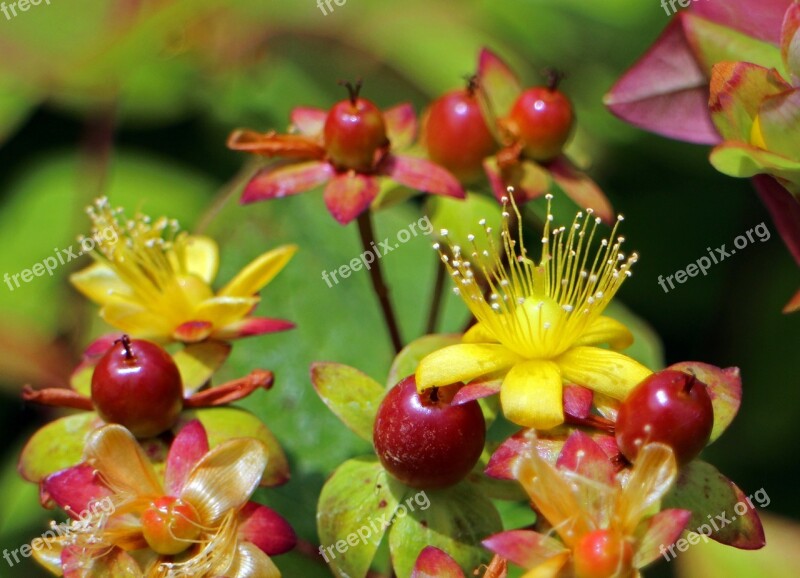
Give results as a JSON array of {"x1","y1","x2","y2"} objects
[
  {"x1": 141, "y1": 496, "x2": 202, "y2": 555},
  {"x1": 323, "y1": 81, "x2": 388, "y2": 172},
  {"x1": 615, "y1": 370, "x2": 714, "y2": 465},
  {"x1": 91, "y1": 335, "x2": 184, "y2": 438},
  {"x1": 506, "y1": 76, "x2": 574, "y2": 162},
  {"x1": 373, "y1": 376, "x2": 485, "y2": 489},
  {"x1": 573, "y1": 530, "x2": 633, "y2": 578},
  {"x1": 423, "y1": 80, "x2": 496, "y2": 183}
]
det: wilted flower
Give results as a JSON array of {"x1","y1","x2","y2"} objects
[
  {"x1": 33, "y1": 421, "x2": 295, "y2": 577},
  {"x1": 484, "y1": 431, "x2": 690, "y2": 578}
]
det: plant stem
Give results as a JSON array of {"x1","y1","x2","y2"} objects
[
  {"x1": 425, "y1": 255, "x2": 446, "y2": 334},
  {"x1": 357, "y1": 212, "x2": 403, "y2": 354}
]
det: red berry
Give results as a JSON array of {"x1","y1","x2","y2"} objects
[
  {"x1": 423, "y1": 82, "x2": 496, "y2": 183},
  {"x1": 506, "y1": 83, "x2": 574, "y2": 162},
  {"x1": 373, "y1": 376, "x2": 485, "y2": 489},
  {"x1": 573, "y1": 530, "x2": 633, "y2": 578},
  {"x1": 91, "y1": 335, "x2": 184, "y2": 438},
  {"x1": 324, "y1": 81, "x2": 388, "y2": 172},
  {"x1": 141, "y1": 496, "x2": 202, "y2": 555},
  {"x1": 615, "y1": 370, "x2": 714, "y2": 465}
]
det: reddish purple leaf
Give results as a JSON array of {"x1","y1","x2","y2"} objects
[
  {"x1": 483, "y1": 530, "x2": 566, "y2": 569},
  {"x1": 165, "y1": 420, "x2": 209, "y2": 495},
  {"x1": 215, "y1": 317, "x2": 295, "y2": 339},
  {"x1": 384, "y1": 103, "x2": 418, "y2": 150},
  {"x1": 754, "y1": 175, "x2": 800, "y2": 265},
  {"x1": 411, "y1": 546, "x2": 465, "y2": 578},
  {"x1": 605, "y1": 17, "x2": 721, "y2": 145},
  {"x1": 477, "y1": 48, "x2": 522, "y2": 122},
  {"x1": 782, "y1": 1, "x2": 800, "y2": 78},
  {"x1": 382, "y1": 155, "x2": 465, "y2": 199},
  {"x1": 323, "y1": 171, "x2": 380, "y2": 224},
  {"x1": 42, "y1": 464, "x2": 112, "y2": 516},
  {"x1": 635, "y1": 508, "x2": 693, "y2": 567},
  {"x1": 692, "y1": 0, "x2": 791, "y2": 44},
  {"x1": 556, "y1": 431, "x2": 615, "y2": 486},
  {"x1": 239, "y1": 502, "x2": 297, "y2": 556},
  {"x1": 290, "y1": 107, "x2": 327, "y2": 136},
  {"x1": 452, "y1": 380, "x2": 501, "y2": 406},
  {"x1": 241, "y1": 161, "x2": 335, "y2": 204},
  {"x1": 549, "y1": 157, "x2": 614, "y2": 224},
  {"x1": 563, "y1": 384, "x2": 594, "y2": 419}
]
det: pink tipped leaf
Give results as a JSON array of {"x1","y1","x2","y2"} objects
[
  {"x1": 382, "y1": 155, "x2": 465, "y2": 199},
  {"x1": 549, "y1": 157, "x2": 614, "y2": 223},
  {"x1": 241, "y1": 161, "x2": 335, "y2": 204},
  {"x1": 290, "y1": 107, "x2": 327, "y2": 136},
  {"x1": 384, "y1": 103, "x2": 418, "y2": 150},
  {"x1": 165, "y1": 420, "x2": 210, "y2": 496},
  {"x1": 411, "y1": 546, "x2": 466, "y2": 578},
  {"x1": 323, "y1": 171, "x2": 380, "y2": 224},
  {"x1": 556, "y1": 430, "x2": 615, "y2": 486},
  {"x1": 239, "y1": 502, "x2": 297, "y2": 556}
]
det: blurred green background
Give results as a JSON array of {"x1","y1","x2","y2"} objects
[{"x1": 0, "y1": 1, "x2": 797, "y2": 577}]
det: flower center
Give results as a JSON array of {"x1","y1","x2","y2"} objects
[
  {"x1": 141, "y1": 496, "x2": 203, "y2": 555},
  {"x1": 437, "y1": 192, "x2": 637, "y2": 359}
]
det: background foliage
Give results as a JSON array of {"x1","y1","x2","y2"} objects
[{"x1": 0, "y1": 1, "x2": 797, "y2": 576}]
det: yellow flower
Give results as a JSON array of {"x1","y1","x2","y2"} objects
[
  {"x1": 70, "y1": 198, "x2": 296, "y2": 343},
  {"x1": 416, "y1": 193, "x2": 651, "y2": 429}
]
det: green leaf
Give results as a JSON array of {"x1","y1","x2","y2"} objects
[
  {"x1": 603, "y1": 300, "x2": 665, "y2": 371},
  {"x1": 388, "y1": 482, "x2": 502, "y2": 577},
  {"x1": 175, "y1": 341, "x2": 233, "y2": 395},
  {"x1": 18, "y1": 412, "x2": 103, "y2": 483},
  {"x1": 311, "y1": 362, "x2": 385, "y2": 442},
  {"x1": 668, "y1": 362, "x2": 742, "y2": 443},
  {"x1": 663, "y1": 460, "x2": 765, "y2": 549},
  {"x1": 426, "y1": 192, "x2": 503, "y2": 263},
  {"x1": 709, "y1": 143, "x2": 800, "y2": 196},
  {"x1": 685, "y1": 14, "x2": 786, "y2": 77},
  {"x1": 317, "y1": 456, "x2": 407, "y2": 578},
  {"x1": 387, "y1": 334, "x2": 463, "y2": 388},
  {"x1": 180, "y1": 407, "x2": 289, "y2": 487}
]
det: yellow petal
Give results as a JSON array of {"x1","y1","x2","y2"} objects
[
  {"x1": 500, "y1": 360, "x2": 564, "y2": 429},
  {"x1": 556, "y1": 346, "x2": 651, "y2": 400},
  {"x1": 515, "y1": 437, "x2": 592, "y2": 548},
  {"x1": 218, "y1": 245, "x2": 297, "y2": 298},
  {"x1": 100, "y1": 299, "x2": 174, "y2": 341},
  {"x1": 180, "y1": 438, "x2": 267, "y2": 525},
  {"x1": 615, "y1": 443, "x2": 677, "y2": 535},
  {"x1": 70, "y1": 262, "x2": 134, "y2": 305},
  {"x1": 193, "y1": 296, "x2": 260, "y2": 328},
  {"x1": 415, "y1": 344, "x2": 522, "y2": 390},
  {"x1": 228, "y1": 543, "x2": 282, "y2": 578},
  {"x1": 573, "y1": 315, "x2": 633, "y2": 350},
  {"x1": 520, "y1": 552, "x2": 571, "y2": 578},
  {"x1": 184, "y1": 235, "x2": 219, "y2": 284},
  {"x1": 30, "y1": 534, "x2": 67, "y2": 574},
  {"x1": 85, "y1": 425, "x2": 163, "y2": 498},
  {"x1": 462, "y1": 322, "x2": 500, "y2": 344}
]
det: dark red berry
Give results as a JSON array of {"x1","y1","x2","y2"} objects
[
  {"x1": 423, "y1": 80, "x2": 496, "y2": 183},
  {"x1": 373, "y1": 376, "x2": 485, "y2": 489},
  {"x1": 573, "y1": 530, "x2": 633, "y2": 578},
  {"x1": 505, "y1": 79, "x2": 574, "y2": 162},
  {"x1": 323, "y1": 81, "x2": 388, "y2": 172},
  {"x1": 91, "y1": 335, "x2": 184, "y2": 438},
  {"x1": 615, "y1": 370, "x2": 714, "y2": 465}
]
